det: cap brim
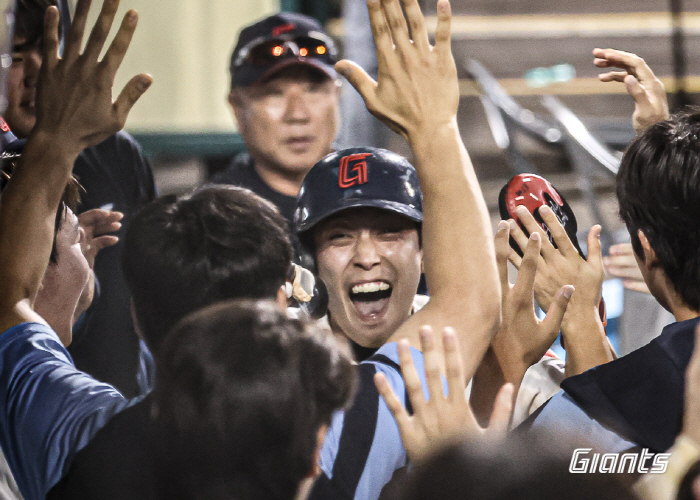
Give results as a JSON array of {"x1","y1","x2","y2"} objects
[
  {"x1": 234, "y1": 56, "x2": 337, "y2": 87},
  {"x1": 296, "y1": 198, "x2": 423, "y2": 235},
  {"x1": 256, "y1": 57, "x2": 337, "y2": 85}
]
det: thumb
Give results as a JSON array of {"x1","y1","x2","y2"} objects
[
  {"x1": 335, "y1": 59, "x2": 377, "y2": 105},
  {"x1": 487, "y1": 383, "x2": 514, "y2": 437},
  {"x1": 541, "y1": 285, "x2": 575, "y2": 336}
]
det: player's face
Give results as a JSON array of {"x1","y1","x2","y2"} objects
[
  {"x1": 230, "y1": 65, "x2": 339, "y2": 182},
  {"x1": 4, "y1": 35, "x2": 41, "y2": 138},
  {"x1": 314, "y1": 208, "x2": 422, "y2": 348},
  {"x1": 34, "y1": 208, "x2": 90, "y2": 346}
]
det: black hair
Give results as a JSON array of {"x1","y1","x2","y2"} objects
[
  {"x1": 395, "y1": 436, "x2": 637, "y2": 500},
  {"x1": 0, "y1": 158, "x2": 80, "y2": 264},
  {"x1": 121, "y1": 186, "x2": 293, "y2": 354},
  {"x1": 14, "y1": 0, "x2": 58, "y2": 48},
  {"x1": 151, "y1": 299, "x2": 356, "y2": 500},
  {"x1": 617, "y1": 109, "x2": 700, "y2": 311}
]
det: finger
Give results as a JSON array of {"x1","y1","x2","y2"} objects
[
  {"x1": 538, "y1": 205, "x2": 579, "y2": 258},
  {"x1": 78, "y1": 208, "x2": 123, "y2": 225},
  {"x1": 398, "y1": 339, "x2": 427, "y2": 412},
  {"x1": 367, "y1": 0, "x2": 395, "y2": 66},
  {"x1": 419, "y1": 326, "x2": 445, "y2": 408},
  {"x1": 380, "y1": 0, "x2": 412, "y2": 52},
  {"x1": 586, "y1": 225, "x2": 604, "y2": 271},
  {"x1": 114, "y1": 74, "x2": 153, "y2": 128},
  {"x1": 495, "y1": 221, "x2": 511, "y2": 296},
  {"x1": 609, "y1": 243, "x2": 634, "y2": 256},
  {"x1": 540, "y1": 285, "x2": 574, "y2": 337},
  {"x1": 442, "y1": 328, "x2": 465, "y2": 403},
  {"x1": 101, "y1": 10, "x2": 139, "y2": 76},
  {"x1": 92, "y1": 234, "x2": 119, "y2": 251},
  {"x1": 434, "y1": 0, "x2": 452, "y2": 53},
  {"x1": 84, "y1": 0, "x2": 121, "y2": 62},
  {"x1": 508, "y1": 248, "x2": 523, "y2": 269},
  {"x1": 507, "y1": 219, "x2": 529, "y2": 255},
  {"x1": 335, "y1": 60, "x2": 378, "y2": 105},
  {"x1": 487, "y1": 383, "x2": 514, "y2": 436},
  {"x1": 623, "y1": 280, "x2": 651, "y2": 294},
  {"x1": 42, "y1": 6, "x2": 61, "y2": 68},
  {"x1": 596, "y1": 49, "x2": 657, "y2": 82},
  {"x1": 598, "y1": 71, "x2": 629, "y2": 83},
  {"x1": 511, "y1": 233, "x2": 540, "y2": 300},
  {"x1": 605, "y1": 265, "x2": 642, "y2": 280},
  {"x1": 400, "y1": 0, "x2": 430, "y2": 51},
  {"x1": 375, "y1": 372, "x2": 412, "y2": 430},
  {"x1": 62, "y1": 0, "x2": 91, "y2": 61},
  {"x1": 624, "y1": 75, "x2": 652, "y2": 107},
  {"x1": 514, "y1": 206, "x2": 555, "y2": 258}
]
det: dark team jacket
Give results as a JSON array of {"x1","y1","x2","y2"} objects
[
  {"x1": 523, "y1": 316, "x2": 700, "y2": 453},
  {"x1": 70, "y1": 131, "x2": 156, "y2": 398},
  {"x1": 46, "y1": 397, "x2": 154, "y2": 500}
]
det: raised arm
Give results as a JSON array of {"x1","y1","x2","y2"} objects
[
  {"x1": 338, "y1": 0, "x2": 500, "y2": 376},
  {"x1": 0, "y1": 0, "x2": 151, "y2": 332}
]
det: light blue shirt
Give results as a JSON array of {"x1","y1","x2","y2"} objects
[
  {"x1": 317, "y1": 342, "x2": 434, "y2": 500},
  {"x1": 0, "y1": 323, "x2": 132, "y2": 500}
]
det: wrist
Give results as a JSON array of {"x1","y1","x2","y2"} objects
[
  {"x1": 406, "y1": 118, "x2": 459, "y2": 149},
  {"x1": 27, "y1": 128, "x2": 86, "y2": 161}
]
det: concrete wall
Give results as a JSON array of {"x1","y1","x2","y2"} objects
[{"x1": 78, "y1": 0, "x2": 279, "y2": 132}]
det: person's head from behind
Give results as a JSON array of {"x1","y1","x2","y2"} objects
[
  {"x1": 295, "y1": 147, "x2": 424, "y2": 349},
  {"x1": 1, "y1": 161, "x2": 88, "y2": 345},
  {"x1": 228, "y1": 13, "x2": 340, "y2": 188},
  {"x1": 398, "y1": 436, "x2": 637, "y2": 500},
  {"x1": 152, "y1": 299, "x2": 357, "y2": 500},
  {"x1": 617, "y1": 109, "x2": 700, "y2": 316},
  {"x1": 122, "y1": 186, "x2": 293, "y2": 355},
  {"x1": 4, "y1": 0, "x2": 58, "y2": 138}
]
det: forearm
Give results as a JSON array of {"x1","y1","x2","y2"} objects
[
  {"x1": 0, "y1": 131, "x2": 82, "y2": 309},
  {"x1": 561, "y1": 307, "x2": 613, "y2": 377},
  {"x1": 408, "y1": 122, "x2": 500, "y2": 364}
]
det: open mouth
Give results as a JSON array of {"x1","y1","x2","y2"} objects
[{"x1": 349, "y1": 281, "x2": 392, "y2": 321}]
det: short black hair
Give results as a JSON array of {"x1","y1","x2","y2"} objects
[
  {"x1": 617, "y1": 109, "x2": 700, "y2": 311},
  {"x1": 122, "y1": 186, "x2": 293, "y2": 354},
  {"x1": 398, "y1": 436, "x2": 637, "y2": 500},
  {"x1": 14, "y1": 0, "x2": 57, "y2": 48},
  {"x1": 0, "y1": 158, "x2": 80, "y2": 264},
  {"x1": 151, "y1": 299, "x2": 356, "y2": 500}
]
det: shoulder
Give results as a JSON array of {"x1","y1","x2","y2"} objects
[{"x1": 208, "y1": 153, "x2": 254, "y2": 186}]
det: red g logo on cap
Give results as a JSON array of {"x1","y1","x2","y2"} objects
[
  {"x1": 272, "y1": 24, "x2": 295, "y2": 36},
  {"x1": 338, "y1": 153, "x2": 371, "y2": 188}
]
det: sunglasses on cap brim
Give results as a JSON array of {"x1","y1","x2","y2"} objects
[{"x1": 233, "y1": 32, "x2": 337, "y2": 69}]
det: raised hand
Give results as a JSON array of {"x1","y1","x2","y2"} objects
[
  {"x1": 35, "y1": 0, "x2": 152, "y2": 153},
  {"x1": 491, "y1": 222, "x2": 573, "y2": 382},
  {"x1": 78, "y1": 209, "x2": 123, "y2": 270},
  {"x1": 593, "y1": 48, "x2": 669, "y2": 133},
  {"x1": 375, "y1": 326, "x2": 513, "y2": 464},
  {"x1": 507, "y1": 206, "x2": 613, "y2": 374},
  {"x1": 335, "y1": 0, "x2": 459, "y2": 141},
  {"x1": 508, "y1": 205, "x2": 604, "y2": 325},
  {"x1": 603, "y1": 243, "x2": 650, "y2": 294}
]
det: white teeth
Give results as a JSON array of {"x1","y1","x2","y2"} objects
[{"x1": 351, "y1": 282, "x2": 390, "y2": 294}]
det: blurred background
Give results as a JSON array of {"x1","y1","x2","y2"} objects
[{"x1": 76, "y1": 0, "x2": 700, "y2": 355}]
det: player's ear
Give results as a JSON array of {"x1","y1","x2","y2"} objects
[{"x1": 638, "y1": 229, "x2": 661, "y2": 269}]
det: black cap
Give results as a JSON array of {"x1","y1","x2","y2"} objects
[
  {"x1": 230, "y1": 13, "x2": 338, "y2": 88},
  {"x1": 295, "y1": 147, "x2": 423, "y2": 242}
]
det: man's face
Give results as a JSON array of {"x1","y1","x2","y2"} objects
[
  {"x1": 230, "y1": 65, "x2": 339, "y2": 180},
  {"x1": 34, "y1": 208, "x2": 91, "y2": 346},
  {"x1": 4, "y1": 35, "x2": 41, "y2": 138},
  {"x1": 313, "y1": 208, "x2": 422, "y2": 348}
]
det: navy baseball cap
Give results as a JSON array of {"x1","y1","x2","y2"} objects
[
  {"x1": 229, "y1": 12, "x2": 338, "y2": 88},
  {"x1": 295, "y1": 147, "x2": 423, "y2": 246}
]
